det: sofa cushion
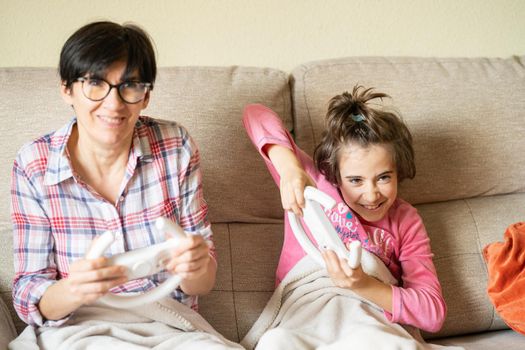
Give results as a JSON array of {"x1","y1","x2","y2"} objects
[
  {"x1": 148, "y1": 67, "x2": 291, "y2": 223},
  {"x1": 431, "y1": 330, "x2": 525, "y2": 350},
  {"x1": 0, "y1": 66, "x2": 291, "y2": 228},
  {"x1": 291, "y1": 56, "x2": 525, "y2": 205},
  {"x1": 417, "y1": 192, "x2": 525, "y2": 338},
  {"x1": 199, "y1": 222, "x2": 283, "y2": 342},
  {"x1": 0, "y1": 296, "x2": 16, "y2": 348}
]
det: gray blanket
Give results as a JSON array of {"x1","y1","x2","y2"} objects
[
  {"x1": 241, "y1": 256, "x2": 464, "y2": 350},
  {"x1": 9, "y1": 296, "x2": 243, "y2": 350}
]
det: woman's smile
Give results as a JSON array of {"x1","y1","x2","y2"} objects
[{"x1": 97, "y1": 114, "x2": 127, "y2": 127}]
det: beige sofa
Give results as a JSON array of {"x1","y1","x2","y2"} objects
[{"x1": 1, "y1": 56, "x2": 524, "y2": 349}]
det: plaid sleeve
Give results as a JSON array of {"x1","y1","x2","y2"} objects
[
  {"x1": 10, "y1": 158, "x2": 71, "y2": 327},
  {"x1": 176, "y1": 127, "x2": 216, "y2": 260}
]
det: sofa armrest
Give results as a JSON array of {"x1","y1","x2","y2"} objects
[{"x1": 0, "y1": 296, "x2": 16, "y2": 348}]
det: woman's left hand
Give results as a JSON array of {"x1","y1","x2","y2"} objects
[{"x1": 164, "y1": 234, "x2": 211, "y2": 280}]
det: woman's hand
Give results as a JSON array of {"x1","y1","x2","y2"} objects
[
  {"x1": 65, "y1": 257, "x2": 128, "y2": 306},
  {"x1": 163, "y1": 233, "x2": 216, "y2": 296},
  {"x1": 321, "y1": 249, "x2": 393, "y2": 312},
  {"x1": 164, "y1": 234, "x2": 211, "y2": 280},
  {"x1": 39, "y1": 242, "x2": 128, "y2": 321}
]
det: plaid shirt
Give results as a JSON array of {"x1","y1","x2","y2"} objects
[{"x1": 10, "y1": 116, "x2": 215, "y2": 327}]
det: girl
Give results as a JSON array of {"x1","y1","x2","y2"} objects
[{"x1": 243, "y1": 85, "x2": 447, "y2": 348}]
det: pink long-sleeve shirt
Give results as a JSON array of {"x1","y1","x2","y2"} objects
[{"x1": 243, "y1": 104, "x2": 446, "y2": 333}]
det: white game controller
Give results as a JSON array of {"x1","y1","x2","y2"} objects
[
  {"x1": 287, "y1": 186, "x2": 398, "y2": 285},
  {"x1": 86, "y1": 217, "x2": 187, "y2": 308}
]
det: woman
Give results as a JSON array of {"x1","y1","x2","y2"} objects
[{"x1": 10, "y1": 21, "x2": 239, "y2": 349}]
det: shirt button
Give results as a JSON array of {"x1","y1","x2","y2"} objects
[{"x1": 119, "y1": 196, "x2": 125, "y2": 202}]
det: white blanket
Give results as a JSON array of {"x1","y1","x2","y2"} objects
[
  {"x1": 9, "y1": 297, "x2": 243, "y2": 350},
  {"x1": 241, "y1": 257, "x2": 464, "y2": 350}
]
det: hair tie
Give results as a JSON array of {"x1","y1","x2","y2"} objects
[{"x1": 351, "y1": 114, "x2": 365, "y2": 122}]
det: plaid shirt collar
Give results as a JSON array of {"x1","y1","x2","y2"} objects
[{"x1": 43, "y1": 117, "x2": 153, "y2": 186}]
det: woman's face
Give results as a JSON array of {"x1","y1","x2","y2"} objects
[
  {"x1": 60, "y1": 60, "x2": 149, "y2": 150},
  {"x1": 337, "y1": 143, "x2": 398, "y2": 222}
]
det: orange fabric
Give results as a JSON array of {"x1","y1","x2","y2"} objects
[{"x1": 483, "y1": 222, "x2": 525, "y2": 335}]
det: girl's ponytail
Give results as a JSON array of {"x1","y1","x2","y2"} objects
[
  {"x1": 314, "y1": 85, "x2": 415, "y2": 185},
  {"x1": 325, "y1": 86, "x2": 388, "y2": 142}
]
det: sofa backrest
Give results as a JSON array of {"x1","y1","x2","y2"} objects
[
  {"x1": 291, "y1": 56, "x2": 525, "y2": 205},
  {"x1": 147, "y1": 66, "x2": 291, "y2": 223},
  {"x1": 0, "y1": 66, "x2": 290, "y2": 226}
]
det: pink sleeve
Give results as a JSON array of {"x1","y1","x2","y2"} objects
[
  {"x1": 386, "y1": 205, "x2": 447, "y2": 333},
  {"x1": 242, "y1": 104, "x2": 298, "y2": 185}
]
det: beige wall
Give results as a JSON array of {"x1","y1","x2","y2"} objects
[{"x1": 1, "y1": 0, "x2": 524, "y2": 71}]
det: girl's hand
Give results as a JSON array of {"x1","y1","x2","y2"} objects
[
  {"x1": 265, "y1": 144, "x2": 315, "y2": 216},
  {"x1": 321, "y1": 249, "x2": 369, "y2": 289},
  {"x1": 164, "y1": 234, "x2": 211, "y2": 281},
  {"x1": 279, "y1": 165, "x2": 316, "y2": 216},
  {"x1": 321, "y1": 249, "x2": 394, "y2": 312},
  {"x1": 65, "y1": 256, "x2": 128, "y2": 307}
]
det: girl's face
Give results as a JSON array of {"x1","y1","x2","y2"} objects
[
  {"x1": 60, "y1": 60, "x2": 149, "y2": 151},
  {"x1": 337, "y1": 143, "x2": 398, "y2": 222}
]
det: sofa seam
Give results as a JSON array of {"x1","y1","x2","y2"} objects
[
  {"x1": 226, "y1": 223, "x2": 240, "y2": 341},
  {"x1": 281, "y1": 72, "x2": 292, "y2": 131},
  {"x1": 432, "y1": 252, "x2": 483, "y2": 261},
  {"x1": 298, "y1": 57, "x2": 511, "y2": 70},
  {"x1": 464, "y1": 198, "x2": 495, "y2": 331},
  {"x1": 300, "y1": 66, "x2": 317, "y2": 152}
]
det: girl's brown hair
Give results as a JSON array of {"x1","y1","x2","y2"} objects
[{"x1": 314, "y1": 85, "x2": 415, "y2": 185}]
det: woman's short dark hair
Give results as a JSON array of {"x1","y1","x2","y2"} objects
[
  {"x1": 314, "y1": 85, "x2": 416, "y2": 185},
  {"x1": 59, "y1": 21, "x2": 157, "y2": 88}
]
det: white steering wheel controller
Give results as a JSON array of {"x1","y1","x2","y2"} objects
[
  {"x1": 86, "y1": 217, "x2": 187, "y2": 308},
  {"x1": 288, "y1": 186, "x2": 398, "y2": 285}
]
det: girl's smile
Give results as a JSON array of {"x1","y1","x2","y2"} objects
[{"x1": 337, "y1": 143, "x2": 398, "y2": 222}]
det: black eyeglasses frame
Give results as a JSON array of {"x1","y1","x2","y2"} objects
[{"x1": 75, "y1": 77, "x2": 152, "y2": 104}]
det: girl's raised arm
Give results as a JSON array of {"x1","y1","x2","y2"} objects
[{"x1": 243, "y1": 104, "x2": 315, "y2": 215}]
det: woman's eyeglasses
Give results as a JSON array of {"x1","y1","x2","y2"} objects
[{"x1": 75, "y1": 77, "x2": 152, "y2": 104}]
